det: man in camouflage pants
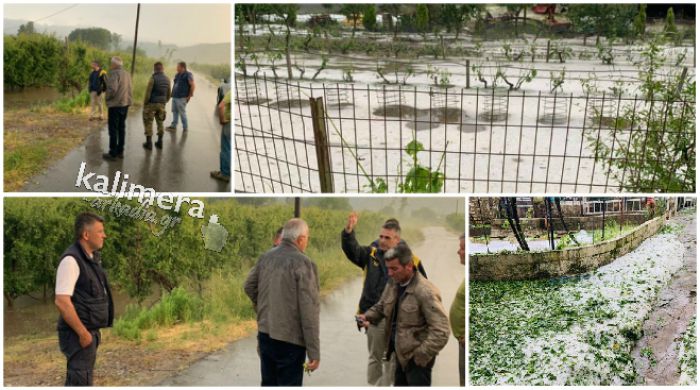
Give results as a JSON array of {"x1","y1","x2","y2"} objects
[{"x1": 142, "y1": 62, "x2": 171, "y2": 150}]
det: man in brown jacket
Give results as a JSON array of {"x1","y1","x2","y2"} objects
[
  {"x1": 358, "y1": 242, "x2": 450, "y2": 386},
  {"x1": 244, "y1": 218, "x2": 320, "y2": 386},
  {"x1": 102, "y1": 56, "x2": 132, "y2": 161}
]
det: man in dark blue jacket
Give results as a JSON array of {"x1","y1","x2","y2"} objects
[{"x1": 88, "y1": 61, "x2": 107, "y2": 121}]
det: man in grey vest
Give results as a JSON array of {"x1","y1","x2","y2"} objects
[
  {"x1": 55, "y1": 212, "x2": 114, "y2": 386},
  {"x1": 142, "y1": 62, "x2": 171, "y2": 150}
]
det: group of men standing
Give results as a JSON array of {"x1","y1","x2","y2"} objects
[
  {"x1": 52, "y1": 211, "x2": 464, "y2": 386},
  {"x1": 87, "y1": 59, "x2": 194, "y2": 160},
  {"x1": 244, "y1": 213, "x2": 466, "y2": 387}
]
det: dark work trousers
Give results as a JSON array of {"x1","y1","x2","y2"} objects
[
  {"x1": 394, "y1": 357, "x2": 435, "y2": 386},
  {"x1": 58, "y1": 328, "x2": 101, "y2": 386},
  {"x1": 257, "y1": 332, "x2": 306, "y2": 386},
  {"x1": 107, "y1": 106, "x2": 128, "y2": 156}
]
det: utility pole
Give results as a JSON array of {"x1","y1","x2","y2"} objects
[
  {"x1": 294, "y1": 197, "x2": 301, "y2": 218},
  {"x1": 131, "y1": 4, "x2": 141, "y2": 76}
]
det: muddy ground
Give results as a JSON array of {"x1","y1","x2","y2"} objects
[{"x1": 631, "y1": 211, "x2": 697, "y2": 385}]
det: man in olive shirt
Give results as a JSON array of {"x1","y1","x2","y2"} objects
[
  {"x1": 210, "y1": 90, "x2": 231, "y2": 182},
  {"x1": 142, "y1": 62, "x2": 171, "y2": 150},
  {"x1": 450, "y1": 234, "x2": 466, "y2": 386},
  {"x1": 244, "y1": 218, "x2": 320, "y2": 386},
  {"x1": 55, "y1": 212, "x2": 114, "y2": 386}
]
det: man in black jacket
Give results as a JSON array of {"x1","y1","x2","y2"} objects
[
  {"x1": 341, "y1": 213, "x2": 426, "y2": 386},
  {"x1": 54, "y1": 212, "x2": 114, "y2": 386}
]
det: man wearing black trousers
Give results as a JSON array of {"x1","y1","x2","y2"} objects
[
  {"x1": 244, "y1": 218, "x2": 320, "y2": 386},
  {"x1": 54, "y1": 212, "x2": 114, "y2": 386},
  {"x1": 103, "y1": 56, "x2": 132, "y2": 161}
]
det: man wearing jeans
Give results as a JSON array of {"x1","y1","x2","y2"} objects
[
  {"x1": 210, "y1": 90, "x2": 231, "y2": 182},
  {"x1": 102, "y1": 56, "x2": 132, "y2": 161},
  {"x1": 450, "y1": 234, "x2": 466, "y2": 386},
  {"x1": 166, "y1": 61, "x2": 195, "y2": 132}
]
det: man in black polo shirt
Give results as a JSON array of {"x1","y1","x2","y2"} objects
[{"x1": 54, "y1": 212, "x2": 114, "y2": 386}]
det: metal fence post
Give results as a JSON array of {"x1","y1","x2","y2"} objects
[
  {"x1": 466, "y1": 59, "x2": 470, "y2": 89},
  {"x1": 546, "y1": 40, "x2": 551, "y2": 63},
  {"x1": 309, "y1": 97, "x2": 335, "y2": 193}
]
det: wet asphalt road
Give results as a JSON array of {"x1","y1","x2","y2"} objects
[
  {"x1": 159, "y1": 226, "x2": 465, "y2": 386},
  {"x1": 22, "y1": 72, "x2": 230, "y2": 193}
]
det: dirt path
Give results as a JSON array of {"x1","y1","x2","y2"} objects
[
  {"x1": 631, "y1": 211, "x2": 697, "y2": 385},
  {"x1": 160, "y1": 226, "x2": 464, "y2": 386},
  {"x1": 21, "y1": 72, "x2": 229, "y2": 192}
]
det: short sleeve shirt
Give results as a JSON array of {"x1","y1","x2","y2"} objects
[
  {"x1": 55, "y1": 256, "x2": 80, "y2": 296},
  {"x1": 223, "y1": 91, "x2": 231, "y2": 123}
]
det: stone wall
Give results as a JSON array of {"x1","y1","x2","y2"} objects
[{"x1": 469, "y1": 216, "x2": 665, "y2": 281}]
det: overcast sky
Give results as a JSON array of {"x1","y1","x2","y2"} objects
[{"x1": 4, "y1": 3, "x2": 230, "y2": 46}]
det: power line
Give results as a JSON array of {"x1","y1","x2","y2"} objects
[{"x1": 32, "y1": 4, "x2": 79, "y2": 23}]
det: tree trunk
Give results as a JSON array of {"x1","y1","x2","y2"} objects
[
  {"x1": 285, "y1": 28, "x2": 293, "y2": 79},
  {"x1": 4, "y1": 292, "x2": 14, "y2": 308}
]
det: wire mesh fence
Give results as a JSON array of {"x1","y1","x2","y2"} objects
[{"x1": 234, "y1": 74, "x2": 695, "y2": 193}]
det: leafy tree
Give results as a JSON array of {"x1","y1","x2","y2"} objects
[
  {"x1": 68, "y1": 27, "x2": 113, "y2": 50},
  {"x1": 111, "y1": 33, "x2": 122, "y2": 51},
  {"x1": 633, "y1": 4, "x2": 647, "y2": 39},
  {"x1": 303, "y1": 198, "x2": 352, "y2": 211},
  {"x1": 3, "y1": 33, "x2": 63, "y2": 89},
  {"x1": 416, "y1": 4, "x2": 430, "y2": 36},
  {"x1": 587, "y1": 38, "x2": 695, "y2": 192},
  {"x1": 664, "y1": 7, "x2": 678, "y2": 39},
  {"x1": 340, "y1": 4, "x2": 364, "y2": 37},
  {"x1": 17, "y1": 21, "x2": 35, "y2": 35},
  {"x1": 441, "y1": 4, "x2": 483, "y2": 38},
  {"x1": 362, "y1": 4, "x2": 377, "y2": 32},
  {"x1": 270, "y1": 4, "x2": 299, "y2": 79},
  {"x1": 566, "y1": 4, "x2": 638, "y2": 42},
  {"x1": 505, "y1": 4, "x2": 530, "y2": 36}
]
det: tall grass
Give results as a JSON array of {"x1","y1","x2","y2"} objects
[{"x1": 114, "y1": 287, "x2": 204, "y2": 341}]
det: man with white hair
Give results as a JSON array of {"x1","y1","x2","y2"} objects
[
  {"x1": 244, "y1": 218, "x2": 321, "y2": 386},
  {"x1": 103, "y1": 56, "x2": 132, "y2": 161}
]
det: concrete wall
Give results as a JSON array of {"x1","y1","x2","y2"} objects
[{"x1": 469, "y1": 216, "x2": 665, "y2": 281}]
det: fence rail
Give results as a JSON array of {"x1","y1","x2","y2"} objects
[{"x1": 234, "y1": 75, "x2": 695, "y2": 193}]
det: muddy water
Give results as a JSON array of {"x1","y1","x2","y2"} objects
[
  {"x1": 21, "y1": 72, "x2": 229, "y2": 192},
  {"x1": 631, "y1": 212, "x2": 697, "y2": 385},
  {"x1": 3, "y1": 287, "x2": 157, "y2": 339},
  {"x1": 160, "y1": 226, "x2": 464, "y2": 386},
  {"x1": 4, "y1": 87, "x2": 62, "y2": 110}
]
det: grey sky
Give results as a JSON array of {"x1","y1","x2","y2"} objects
[{"x1": 4, "y1": 3, "x2": 230, "y2": 46}]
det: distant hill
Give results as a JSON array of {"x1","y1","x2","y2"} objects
[
  {"x1": 169, "y1": 43, "x2": 230, "y2": 65},
  {"x1": 4, "y1": 19, "x2": 229, "y2": 65},
  {"x1": 3, "y1": 19, "x2": 74, "y2": 37}
]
